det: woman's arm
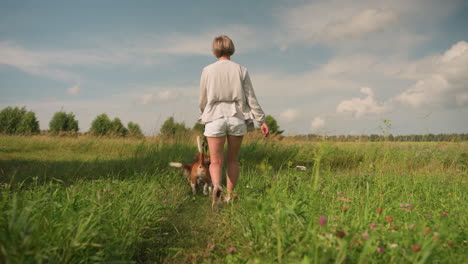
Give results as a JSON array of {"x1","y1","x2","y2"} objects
[
  {"x1": 243, "y1": 71, "x2": 266, "y2": 124},
  {"x1": 199, "y1": 68, "x2": 208, "y2": 114}
]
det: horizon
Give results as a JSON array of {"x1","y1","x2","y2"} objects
[{"x1": 1, "y1": 0, "x2": 468, "y2": 136}]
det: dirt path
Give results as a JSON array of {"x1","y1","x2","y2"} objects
[{"x1": 146, "y1": 195, "x2": 219, "y2": 263}]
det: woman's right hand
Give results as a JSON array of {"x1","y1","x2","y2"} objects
[{"x1": 261, "y1": 122, "x2": 269, "y2": 137}]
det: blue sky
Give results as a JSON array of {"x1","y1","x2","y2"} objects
[{"x1": 1, "y1": 0, "x2": 467, "y2": 135}]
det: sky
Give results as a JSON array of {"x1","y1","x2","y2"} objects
[{"x1": 1, "y1": 0, "x2": 467, "y2": 136}]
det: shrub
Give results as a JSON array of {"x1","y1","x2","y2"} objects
[
  {"x1": 159, "y1": 117, "x2": 188, "y2": 137},
  {"x1": 0, "y1": 106, "x2": 40, "y2": 134},
  {"x1": 49, "y1": 111, "x2": 79, "y2": 133},
  {"x1": 128, "y1": 122, "x2": 144, "y2": 138},
  {"x1": 265, "y1": 115, "x2": 283, "y2": 135},
  {"x1": 17, "y1": 111, "x2": 40, "y2": 134},
  {"x1": 110, "y1": 118, "x2": 128, "y2": 137},
  {"x1": 90, "y1": 113, "x2": 112, "y2": 136}
]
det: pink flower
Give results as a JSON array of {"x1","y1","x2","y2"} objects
[
  {"x1": 369, "y1": 222, "x2": 376, "y2": 230},
  {"x1": 227, "y1": 247, "x2": 235, "y2": 254},
  {"x1": 210, "y1": 244, "x2": 216, "y2": 249},
  {"x1": 337, "y1": 192, "x2": 341, "y2": 195},
  {"x1": 163, "y1": 199, "x2": 168, "y2": 203},
  {"x1": 377, "y1": 247, "x2": 384, "y2": 253},
  {"x1": 409, "y1": 224, "x2": 415, "y2": 229},
  {"x1": 362, "y1": 232, "x2": 369, "y2": 240},
  {"x1": 318, "y1": 216, "x2": 327, "y2": 226},
  {"x1": 400, "y1": 204, "x2": 405, "y2": 208},
  {"x1": 204, "y1": 252, "x2": 211, "y2": 258}
]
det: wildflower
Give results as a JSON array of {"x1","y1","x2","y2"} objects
[
  {"x1": 400, "y1": 204, "x2": 405, "y2": 208},
  {"x1": 412, "y1": 244, "x2": 422, "y2": 252},
  {"x1": 204, "y1": 252, "x2": 211, "y2": 258},
  {"x1": 377, "y1": 247, "x2": 384, "y2": 253},
  {"x1": 318, "y1": 216, "x2": 327, "y2": 226},
  {"x1": 369, "y1": 222, "x2": 376, "y2": 230},
  {"x1": 336, "y1": 230, "x2": 346, "y2": 238},
  {"x1": 389, "y1": 243, "x2": 398, "y2": 248},
  {"x1": 163, "y1": 199, "x2": 168, "y2": 203},
  {"x1": 441, "y1": 212, "x2": 448, "y2": 217},
  {"x1": 409, "y1": 224, "x2": 415, "y2": 229},
  {"x1": 210, "y1": 244, "x2": 216, "y2": 249},
  {"x1": 227, "y1": 247, "x2": 235, "y2": 254},
  {"x1": 362, "y1": 232, "x2": 369, "y2": 240},
  {"x1": 337, "y1": 192, "x2": 341, "y2": 195},
  {"x1": 296, "y1": 165, "x2": 307, "y2": 170},
  {"x1": 406, "y1": 204, "x2": 412, "y2": 207},
  {"x1": 296, "y1": 177, "x2": 301, "y2": 180},
  {"x1": 376, "y1": 208, "x2": 383, "y2": 214},
  {"x1": 424, "y1": 227, "x2": 431, "y2": 235},
  {"x1": 386, "y1": 216, "x2": 393, "y2": 223}
]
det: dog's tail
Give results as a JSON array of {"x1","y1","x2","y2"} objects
[
  {"x1": 197, "y1": 136, "x2": 202, "y2": 153},
  {"x1": 169, "y1": 162, "x2": 183, "y2": 168}
]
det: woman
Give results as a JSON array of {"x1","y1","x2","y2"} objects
[{"x1": 199, "y1": 35, "x2": 269, "y2": 208}]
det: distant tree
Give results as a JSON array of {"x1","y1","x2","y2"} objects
[
  {"x1": 128, "y1": 122, "x2": 144, "y2": 138},
  {"x1": 90, "y1": 113, "x2": 112, "y2": 136},
  {"x1": 49, "y1": 111, "x2": 79, "y2": 133},
  {"x1": 17, "y1": 111, "x2": 40, "y2": 134},
  {"x1": 110, "y1": 117, "x2": 128, "y2": 137},
  {"x1": 0, "y1": 106, "x2": 40, "y2": 135},
  {"x1": 265, "y1": 115, "x2": 283, "y2": 135},
  {"x1": 192, "y1": 122, "x2": 204, "y2": 134},
  {"x1": 160, "y1": 117, "x2": 188, "y2": 137}
]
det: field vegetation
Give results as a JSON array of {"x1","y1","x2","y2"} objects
[{"x1": 0, "y1": 134, "x2": 466, "y2": 263}]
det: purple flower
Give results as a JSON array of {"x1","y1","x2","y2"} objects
[
  {"x1": 362, "y1": 232, "x2": 369, "y2": 240},
  {"x1": 163, "y1": 199, "x2": 168, "y2": 203},
  {"x1": 210, "y1": 244, "x2": 216, "y2": 249},
  {"x1": 377, "y1": 247, "x2": 384, "y2": 253},
  {"x1": 204, "y1": 252, "x2": 211, "y2": 258},
  {"x1": 400, "y1": 204, "x2": 405, "y2": 208},
  {"x1": 227, "y1": 247, "x2": 235, "y2": 254},
  {"x1": 318, "y1": 216, "x2": 327, "y2": 226},
  {"x1": 337, "y1": 192, "x2": 341, "y2": 195},
  {"x1": 369, "y1": 222, "x2": 376, "y2": 230}
]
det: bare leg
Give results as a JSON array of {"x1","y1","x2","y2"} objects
[
  {"x1": 207, "y1": 136, "x2": 226, "y2": 187},
  {"x1": 226, "y1": 135, "x2": 243, "y2": 199}
]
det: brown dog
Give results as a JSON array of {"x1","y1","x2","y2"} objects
[{"x1": 169, "y1": 136, "x2": 212, "y2": 195}]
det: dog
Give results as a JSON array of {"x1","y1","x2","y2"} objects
[{"x1": 169, "y1": 136, "x2": 212, "y2": 195}]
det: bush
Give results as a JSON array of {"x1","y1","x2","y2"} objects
[
  {"x1": 49, "y1": 111, "x2": 79, "y2": 133},
  {"x1": 159, "y1": 117, "x2": 188, "y2": 137},
  {"x1": 0, "y1": 106, "x2": 40, "y2": 135},
  {"x1": 90, "y1": 113, "x2": 112, "y2": 136},
  {"x1": 265, "y1": 115, "x2": 283, "y2": 135},
  {"x1": 128, "y1": 122, "x2": 144, "y2": 138},
  {"x1": 110, "y1": 118, "x2": 128, "y2": 137}
]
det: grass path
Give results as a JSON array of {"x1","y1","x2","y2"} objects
[{"x1": 155, "y1": 194, "x2": 219, "y2": 263}]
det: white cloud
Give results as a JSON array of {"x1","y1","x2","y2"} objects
[
  {"x1": 279, "y1": 108, "x2": 300, "y2": 122},
  {"x1": 321, "y1": 9, "x2": 398, "y2": 41},
  {"x1": 67, "y1": 83, "x2": 81, "y2": 95},
  {"x1": 336, "y1": 87, "x2": 389, "y2": 117},
  {"x1": 138, "y1": 90, "x2": 181, "y2": 105},
  {"x1": 311, "y1": 117, "x2": 325, "y2": 130},
  {"x1": 397, "y1": 41, "x2": 468, "y2": 108}
]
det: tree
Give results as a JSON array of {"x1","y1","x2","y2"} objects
[
  {"x1": 90, "y1": 113, "x2": 112, "y2": 136},
  {"x1": 17, "y1": 111, "x2": 40, "y2": 134},
  {"x1": 160, "y1": 117, "x2": 188, "y2": 137},
  {"x1": 0, "y1": 106, "x2": 40, "y2": 135},
  {"x1": 128, "y1": 122, "x2": 144, "y2": 138},
  {"x1": 49, "y1": 111, "x2": 79, "y2": 133},
  {"x1": 265, "y1": 115, "x2": 283, "y2": 135},
  {"x1": 192, "y1": 122, "x2": 204, "y2": 134},
  {"x1": 110, "y1": 117, "x2": 128, "y2": 137}
]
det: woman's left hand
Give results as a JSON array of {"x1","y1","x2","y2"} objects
[{"x1": 261, "y1": 122, "x2": 269, "y2": 137}]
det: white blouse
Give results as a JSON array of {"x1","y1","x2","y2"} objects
[{"x1": 198, "y1": 60, "x2": 266, "y2": 124}]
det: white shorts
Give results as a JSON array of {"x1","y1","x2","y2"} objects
[{"x1": 204, "y1": 116, "x2": 247, "y2": 137}]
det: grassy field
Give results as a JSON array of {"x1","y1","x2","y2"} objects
[{"x1": 0, "y1": 135, "x2": 466, "y2": 263}]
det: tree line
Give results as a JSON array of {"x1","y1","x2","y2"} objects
[
  {"x1": 0, "y1": 106, "x2": 144, "y2": 138},
  {"x1": 292, "y1": 133, "x2": 468, "y2": 142}
]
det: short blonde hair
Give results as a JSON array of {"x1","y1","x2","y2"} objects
[{"x1": 212, "y1": 35, "x2": 235, "y2": 58}]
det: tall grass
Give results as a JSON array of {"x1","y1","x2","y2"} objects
[{"x1": 0, "y1": 135, "x2": 466, "y2": 263}]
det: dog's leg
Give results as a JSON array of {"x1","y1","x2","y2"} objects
[
  {"x1": 191, "y1": 183, "x2": 196, "y2": 195},
  {"x1": 203, "y1": 182, "x2": 209, "y2": 195},
  {"x1": 208, "y1": 184, "x2": 213, "y2": 195}
]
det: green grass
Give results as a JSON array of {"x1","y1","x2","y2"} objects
[{"x1": 0, "y1": 135, "x2": 466, "y2": 263}]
